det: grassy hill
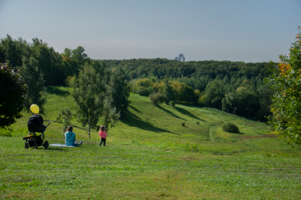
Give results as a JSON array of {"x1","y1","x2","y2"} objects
[{"x1": 0, "y1": 86, "x2": 300, "y2": 199}]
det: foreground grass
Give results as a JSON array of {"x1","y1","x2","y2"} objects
[{"x1": 0, "y1": 86, "x2": 300, "y2": 199}]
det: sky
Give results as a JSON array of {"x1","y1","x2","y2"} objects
[{"x1": 0, "y1": 0, "x2": 300, "y2": 62}]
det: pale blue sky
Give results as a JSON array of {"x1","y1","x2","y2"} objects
[{"x1": 0, "y1": 0, "x2": 300, "y2": 62}]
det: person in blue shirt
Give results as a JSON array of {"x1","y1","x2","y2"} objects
[{"x1": 65, "y1": 126, "x2": 82, "y2": 146}]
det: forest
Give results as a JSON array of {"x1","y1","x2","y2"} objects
[{"x1": 0, "y1": 34, "x2": 273, "y2": 123}]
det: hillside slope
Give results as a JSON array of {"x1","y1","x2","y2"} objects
[
  {"x1": 1, "y1": 86, "x2": 279, "y2": 154},
  {"x1": 1, "y1": 86, "x2": 300, "y2": 199}
]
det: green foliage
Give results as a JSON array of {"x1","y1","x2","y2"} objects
[
  {"x1": 170, "y1": 100, "x2": 176, "y2": 107},
  {"x1": 70, "y1": 64, "x2": 105, "y2": 138},
  {"x1": 101, "y1": 97, "x2": 121, "y2": 131},
  {"x1": 204, "y1": 79, "x2": 225, "y2": 109},
  {"x1": 222, "y1": 89, "x2": 260, "y2": 117},
  {"x1": 0, "y1": 63, "x2": 26, "y2": 127},
  {"x1": 222, "y1": 123, "x2": 240, "y2": 133},
  {"x1": 149, "y1": 93, "x2": 164, "y2": 106},
  {"x1": 181, "y1": 122, "x2": 185, "y2": 126},
  {"x1": 107, "y1": 67, "x2": 130, "y2": 112},
  {"x1": 20, "y1": 56, "x2": 46, "y2": 113},
  {"x1": 0, "y1": 34, "x2": 273, "y2": 122},
  {"x1": 266, "y1": 28, "x2": 301, "y2": 145},
  {"x1": 163, "y1": 79, "x2": 174, "y2": 104},
  {"x1": 137, "y1": 86, "x2": 150, "y2": 96},
  {"x1": 56, "y1": 108, "x2": 73, "y2": 133}
]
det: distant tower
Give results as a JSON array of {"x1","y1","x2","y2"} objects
[{"x1": 175, "y1": 54, "x2": 185, "y2": 62}]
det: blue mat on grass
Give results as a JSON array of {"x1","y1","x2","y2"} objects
[{"x1": 49, "y1": 144, "x2": 75, "y2": 147}]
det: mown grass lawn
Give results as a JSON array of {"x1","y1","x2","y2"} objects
[{"x1": 0, "y1": 86, "x2": 300, "y2": 199}]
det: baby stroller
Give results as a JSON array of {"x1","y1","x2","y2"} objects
[
  {"x1": 23, "y1": 104, "x2": 52, "y2": 149},
  {"x1": 23, "y1": 119, "x2": 51, "y2": 149}
]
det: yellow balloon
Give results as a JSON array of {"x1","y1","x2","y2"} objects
[{"x1": 30, "y1": 104, "x2": 39, "y2": 114}]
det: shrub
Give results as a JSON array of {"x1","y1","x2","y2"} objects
[
  {"x1": 181, "y1": 122, "x2": 185, "y2": 127},
  {"x1": 222, "y1": 123, "x2": 239, "y2": 133},
  {"x1": 196, "y1": 121, "x2": 200, "y2": 125},
  {"x1": 137, "y1": 87, "x2": 149, "y2": 96},
  {"x1": 170, "y1": 100, "x2": 176, "y2": 107},
  {"x1": 149, "y1": 92, "x2": 164, "y2": 105}
]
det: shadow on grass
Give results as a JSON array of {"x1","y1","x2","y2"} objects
[
  {"x1": 156, "y1": 105, "x2": 184, "y2": 120},
  {"x1": 72, "y1": 125, "x2": 88, "y2": 132},
  {"x1": 129, "y1": 105, "x2": 141, "y2": 113},
  {"x1": 46, "y1": 86, "x2": 69, "y2": 96},
  {"x1": 174, "y1": 107, "x2": 205, "y2": 121},
  {"x1": 44, "y1": 148, "x2": 66, "y2": 151},
  {"x1": 121, "y1": 110, "x2": 175, "y2": 134}
]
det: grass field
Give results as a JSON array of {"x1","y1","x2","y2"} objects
[{"x1": 1, "y1": 86, "x2": 300, "y2": 199}]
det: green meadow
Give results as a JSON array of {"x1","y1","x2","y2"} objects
[{"x1": 0, "y1": 86, "x2": 300, "y2": 199}]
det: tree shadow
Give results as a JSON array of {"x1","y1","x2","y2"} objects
[
  {"x1": 72, "y1": 125, "x2": 89, "y2": 132},
  {"x1": 42, "y1": 147, "x2": 66, "y2": 151},
  {"x1": 174, "y1": 107, "x2": 205, "y2": 121},
  {"x1": 121, "y1": 110, "x2": 176, "y2": 134},
  {"x1": 156, "y1": 105, "x2": 184, "y2": 120},
  {"x1": 128, "y1": 105, "x2": 141, "y2": 113},
  {"x1": 46, "y1": 86, "x2": 70, "y2": 96}
]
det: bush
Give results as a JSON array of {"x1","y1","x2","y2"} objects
[
  {"x1": 181, "y1": 122, "x2": 185, "y2": 127},
  {"x1": 196, "y1": 121, "x2": 200, "y2": 125},
  {"x1": 170, "y1": 100, "x2": 176, "y2": 107},
  {"x1": 222, "y1": 123, "x2": 239, "y2": 133},
  {"x1": 149, "y1": 93, "x2": 164, "y2": 105},
  {"x1": 137, "y1": 87, "x2": 149, "y2": 96}
]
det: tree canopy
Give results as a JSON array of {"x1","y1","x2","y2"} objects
[
  {"x1": 267, "y1": 28, "x2": 301, "y2": 145},
  {"x1": 0, "y1": 63, "x2": 26, "y2": 127}
]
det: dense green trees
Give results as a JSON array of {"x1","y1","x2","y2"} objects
[
  {"x1": 0, "y1": 63, "x2": 26, "y2": 127},
  {"x1": 0, "y1": 34, "x2": 274, "y2": 122},
  {"x1": 107, "y1": 67, "x2": 130, "y2": 113},
  {"x1": 267, "y1": 29, "x2": 301, "y2": 145},
  {"x1": 21, "y1": 56, "x2": 46, "y2": 113}
]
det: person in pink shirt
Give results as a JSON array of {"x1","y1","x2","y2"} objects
[{"x1": 99, "y1": 125, "x2": 108, "y2": 146}]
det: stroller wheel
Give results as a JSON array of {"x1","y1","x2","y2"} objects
[
  {"x1": 43, "y1": 141, "x2": 49, "y2": 149},
  {"x1": 34, "y1": 141, "x2": 38, "y2": 149},
  {"x1": 25, "y1": 142, "x2": 29, "y2": 149}
]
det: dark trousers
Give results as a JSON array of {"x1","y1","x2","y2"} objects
[{"x1": 99, "y1": 138, "x2": 106, "y2": 146}]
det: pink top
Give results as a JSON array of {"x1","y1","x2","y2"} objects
[{"x1": 99, "y1": 131, "x2": 108, "y2": 138}]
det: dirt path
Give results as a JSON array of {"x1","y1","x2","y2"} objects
[
  {"x1": 218, "y1": 114, "x2": 226, "y2": 123},
  {"x1": 209, "y1": 114, "x2": 226, "y2": 142}
]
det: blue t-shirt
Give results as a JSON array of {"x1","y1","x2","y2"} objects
[{"x1": 65, "y1": 131, "x2": 76, "y2": 146}]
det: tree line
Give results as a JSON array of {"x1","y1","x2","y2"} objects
[
  {"x1": 2, "y1": 28, "x2": 300, "y2": 145},
  {"x1": 0, "y1": 35, "x2": 129, "y2": 135},
  {"x1": 0, "y1": 35, "x2": 273, "y2": 124},
  {"x1": 97, "y1": 59, "x2": 273, "y2": 121}
]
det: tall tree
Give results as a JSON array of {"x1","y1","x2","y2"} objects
[
  {"x1": 20, "y1": 56, "x2": 46, "y2": 113},
  {"x1": 107, "y1": 67, "x2": 130, "y2": 112},
  {"x1": 266, "y1": 28, "x2": 301, "y2": 145},
  {"x1": 163, "y1": 79, "x2": 174, "y2": 104},
  {"x1": 0, "y1": 35, "x2": 22, "y2": 67},
  {"x1": 0, "y1": 63, "x2": 26, "y2": 127},
  {"x1": 70, "y1": 65, "x2": 103, "y2": 138}
]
